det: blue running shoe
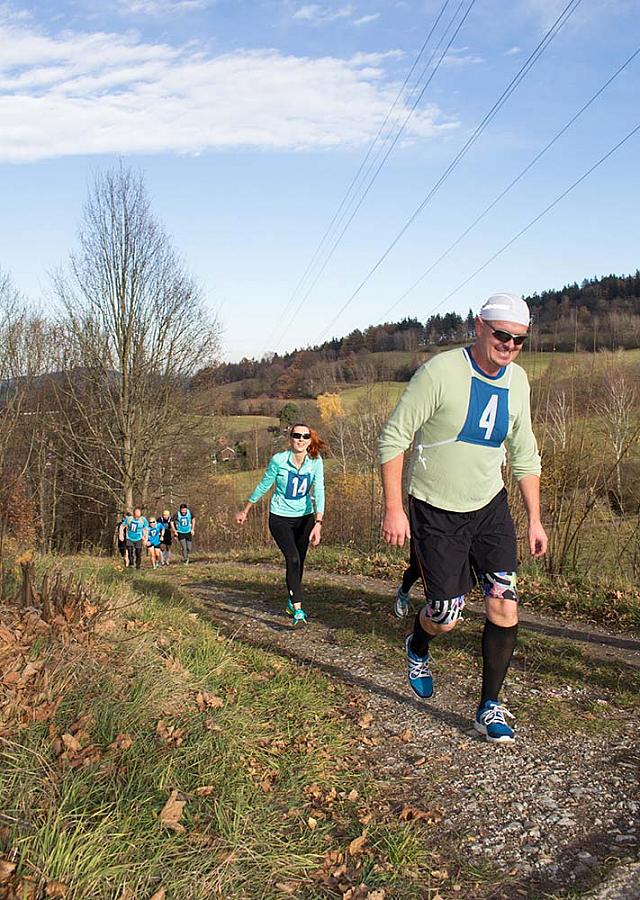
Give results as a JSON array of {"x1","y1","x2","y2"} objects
[
  {"x1": 292, "y1": 608, "x2": 308, "y2": 626},
  {"x1": 286, "y1": 598, "x2": 295, "y2": 616},
  {"x1": 474, "y1": 700, "x2": 515, "y2": 743},
  {"x1": 405, "y1": 636, "x2": 433, "y2": 698},
  {"x1": 394, "y1": 586, "x2": 410, "y2": 619}
]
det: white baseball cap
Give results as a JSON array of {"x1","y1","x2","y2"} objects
[{"x1": 479, "y1": 293, "x2": 530, "y2": 327}]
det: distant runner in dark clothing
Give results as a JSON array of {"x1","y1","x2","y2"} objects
[
  {"x1": 158, "y1": 509, "x2": 173, "y2": 566},
  {"x1": 117, "y1": 512, "x2": 131, "y2": 566},
  {"x1": 124, "y1": 508, "x2": 148, "y2": 570},
  {"x1": 173, "y1": 503, "x2": 195, "y2": 564}
]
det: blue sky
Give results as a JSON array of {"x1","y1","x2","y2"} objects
[{"x1": 0, "y1": 0, "x2": 638, "y2": 361}]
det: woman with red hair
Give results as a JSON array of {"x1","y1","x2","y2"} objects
[{"x1": 236, "y1": 423, "x2": 327, "y2": 625}]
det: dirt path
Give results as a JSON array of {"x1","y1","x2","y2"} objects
[
  {"x1": 205, "y1": 560, "x2": 640, "y2": 668},
  {"x1": 182, "y1": 563, "x2": 639, "y2": 899}
]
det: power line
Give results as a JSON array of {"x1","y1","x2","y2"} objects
[
  {"x1": 274, "y1": 0, "x2": 477, "y2": 352},
  {"x1": 375, "y1": 44, "x2": 640, "y2": 324},
  {"x1": 432, "y1": 120, "x2": 640, "y2": 312},
  {"x1": 259, "y1": 0, "x2": 455, "y2": 357},
  {"x1": 314, "y1": 0, "x2": 583, "y2": 345}
]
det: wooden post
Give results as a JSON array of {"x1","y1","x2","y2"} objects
[{"x1": 19, "y1": 560, "x2": 39, "y2": 609}]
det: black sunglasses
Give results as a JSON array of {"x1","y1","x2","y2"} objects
[
  {"x1": 489, "y1": 326, "x2": 527, "y2": 346},
  {"x1": 291, "y1": 432, "x2": 311, "y2": 440}
]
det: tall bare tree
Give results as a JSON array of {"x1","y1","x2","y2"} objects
[
  {"x1": 55, "y1": 166, "x2": 221, "y2": 511},
  {"x1": 593, "y1": 353, "x2": 638, "y2": 513}
]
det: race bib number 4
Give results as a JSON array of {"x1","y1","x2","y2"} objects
[
  {"x1": 457, "y1": 379, "x2": 509, "y2": 448},
  {"x1": 285, "y1": 471, "x2": 310, "y2": 500}
]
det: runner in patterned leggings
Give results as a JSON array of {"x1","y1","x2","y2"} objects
[
  {"x1": 379, "y1": 293, "x2": 548, "y2": 743},
  {"x1": 235, "y1": 424, "x2": 327, "y2": 626}
]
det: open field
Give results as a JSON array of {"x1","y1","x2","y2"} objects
[{"x1": 216, "y1": 414, "x2": 279, "y2": 435}]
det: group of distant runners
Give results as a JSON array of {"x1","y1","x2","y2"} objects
[
  {"x1": 117, "y1": 504, "x2": 195, "y2": 569},
  {"x1": 121, "y1": 292, "x2": 547, "y2": 745}
]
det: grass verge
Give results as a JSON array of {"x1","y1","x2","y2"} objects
[{"x1": 0, "y1": 558, "x2": 445, "y2": 900}]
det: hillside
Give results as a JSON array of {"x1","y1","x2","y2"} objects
[{"x1": 192, "y1": 271, "x2": 640, "y2": 410}]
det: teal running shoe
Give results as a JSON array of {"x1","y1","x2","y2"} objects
[
  {"x1": 405, "y1": 636, "x2": 433, "y2": 698},
  {"x1": 292, "y1": 608, "x2": 308, "y2": 626},
  {"x1": 474, "y1": 700, "x2": 515, "y2": 743},
  {"x1": 286, "y1": 598, "x2": 295, "y2": 616},
  {"x1": 394, "y1": 586, "x2": 410, "y2": 618}
]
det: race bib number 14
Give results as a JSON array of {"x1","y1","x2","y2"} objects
[{"x1": 285, "y1": 472, "x2": 310, "y2": 499}]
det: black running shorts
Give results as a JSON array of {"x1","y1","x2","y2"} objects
[{"x1": 408, "y1": 489, "x2": 517, "y2": 601}]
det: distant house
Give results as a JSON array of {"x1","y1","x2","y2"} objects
[{"x1": 218, "y1": 446, "x2": 236, "y2": 462}]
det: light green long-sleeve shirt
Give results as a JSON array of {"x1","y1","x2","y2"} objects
[{"x1": 378, "y1": 347, "x2": 541, "y2": 512}]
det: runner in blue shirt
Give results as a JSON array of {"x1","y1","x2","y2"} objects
[
  {"x1": 236, "y1": 423, "x2": 327, "y2": 626},
  {"x1": 146, "y1": 516, "x2": 165, "y2": 569},
  {"x1": 173, "y1": 503, "x2": 195, "y2": 564},
  {"x1": 124, "y1": 508, "x2": 148, "y2": 570}
]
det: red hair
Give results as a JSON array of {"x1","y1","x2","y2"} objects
[{"x1": 292, "y1": 423, "x2": 328, "y2": 459}]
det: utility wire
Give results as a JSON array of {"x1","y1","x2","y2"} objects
[
  {"x1": 274, "y1": 0, "x2": 477, "y2": 351},
  {"x1": 375, "y1": 44, "x2": 640, "y2": 324},
  {"x1": 315, "y1": 0, "x2": 583, "y2": 345},
  {"x1": 428, "y1": 119, "x2": 640, "y2": 312},
  {"x1": 259, "y1": 0, "x2": 454, "y2": 357}
]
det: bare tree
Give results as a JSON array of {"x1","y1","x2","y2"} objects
[
  {"x1": 55, "y1": 166, "x2": 221, "y2": 511},
  {"x1": 593, "y1": 353, "x2": 638, "y2": 513}
]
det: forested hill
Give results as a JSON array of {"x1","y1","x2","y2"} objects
[{"x1": 194, "y1": 271, "x2": 640, "y2": 404}]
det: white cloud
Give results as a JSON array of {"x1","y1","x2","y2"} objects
[
  {"x1": 118, "y1": 0, "x2": 212, "y2": 13},
  {"x1": 354, "y1": 13, "x2": 380, "y2": 26},
  {"x1": 293, "y1": 4, "x2": 353, "y2": 24},
  {"x1": 0, "y1": 2, "x2": 31, "y2": 24},
  {"x1": 504, "y1": 45, "x2": 521, "y2": 56},
  {"x1": 518, "y1": 0, "x2": 630, "y2": 27},
  {"x1": 441, "y1": 46, "x2": 483, "y2": 67},
  {"x1": 0, "y1": 21, "x2": 457, "y2": 163}
]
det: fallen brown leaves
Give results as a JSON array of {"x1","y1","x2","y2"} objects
[
  {"x1": 0, "y1": 859, "x2": 70, "y2": 900},
  {"x1": 158, "y1": 790, "x2": 187, "y2": 833},
  {"x1": 398, "y1": 804, "x2": 442, "y2": 825},
  {"x1": 108, "y1": 732, "x2": 134, "y2": 752},
  {"x1": 310, "y1": 844, "x2": 388, "y2": 899},
  {"x1": 194, "y1": 691, "x2": 224, "y2": 711},
  {"x1": 0, "y1": 862, "x2": 16, "y2": 883},
  {"x1": 156, "y1": 720, "x2": 186, "y2": 749},
  {"x1": 0, "y1": 567, "x2": 106, "y2": 739}
]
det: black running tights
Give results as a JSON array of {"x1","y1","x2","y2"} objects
[
  {"x1": 268, "y1": 513, "x2": 315, "y2": 606},
  {"x1": 127, "y1": 541, "x2": 142, "y2": 569}
]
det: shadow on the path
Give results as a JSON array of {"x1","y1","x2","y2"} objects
[
  {"x1": 187, "y1": 573, "x2": 640, "y2": 698},
  {"x1": 185, "y1": 580, "x2": 472, "y2": 736},
  {"x1": 203, "y1": 559, "x2": 640, "y2": 657},
  {"x1": 486, "y1": 810, "x2": 640, "y2": 900}
]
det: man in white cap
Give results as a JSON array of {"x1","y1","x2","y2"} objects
[{"x1": 378, "y1": 292, "x2": 547, "y2": 742}]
